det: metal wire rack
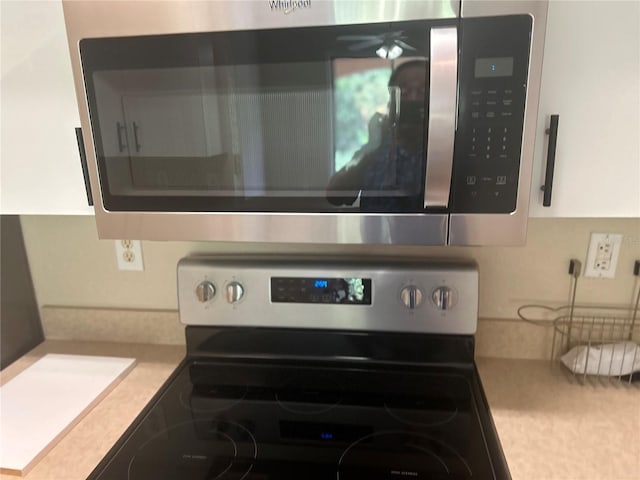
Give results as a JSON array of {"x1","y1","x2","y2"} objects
[{"x1": 518, "y1": 259, "x2": 640, "y2": 386}]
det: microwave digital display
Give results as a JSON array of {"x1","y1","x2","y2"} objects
[{"x1": 474, "y1": 57, "x2": 514, "y2": 78}]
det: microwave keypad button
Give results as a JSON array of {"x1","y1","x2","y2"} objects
[
  {"x1": 466, "y1": 176, "x2": 477, "y2": 185},
  {"x1": 496, "y1": 176, "x2": 507, "y2": 185},
  {"x1": 487, "y1": 89, "x2": 497, "y2": 95},
  {"x1": 469, "y1": 131, "x2": 477, "y2": 156},
  {"x1": 471, "y1": 90, "x2": 483, "y2": 96},
  {"x1": 504, "y1": 89, "x2": 513, "y2": 95},
  {"x1": 486, "y1": 112, "x2": 496, "y2": 118}
]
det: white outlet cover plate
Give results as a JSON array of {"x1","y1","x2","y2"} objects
[
  {"x1": 584, "y1": 233, "x2": 622, "y2": 279},
  {"x1": 115, "y1": 240, "x2": 144, "y2": 271}
]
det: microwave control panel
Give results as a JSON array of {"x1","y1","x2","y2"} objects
[{"x1": 451, "y1": 15, "x2": 533, "y2": 213}]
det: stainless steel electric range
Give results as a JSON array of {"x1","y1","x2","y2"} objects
[{"x1": 88, "y1": 257, "x2": 509, "y2": 479}]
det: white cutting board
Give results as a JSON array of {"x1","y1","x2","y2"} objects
[{"x1": 0, "y1": 354, "x2": 136, "y2": 476}]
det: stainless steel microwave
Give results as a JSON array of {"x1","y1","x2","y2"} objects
[{"x1": 63, "y1": 0, "x2": 547, "y2": 245}]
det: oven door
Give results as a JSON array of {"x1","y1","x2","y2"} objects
[{"x1": 66, "y1": 2, "x2": 459, "y2": 244}]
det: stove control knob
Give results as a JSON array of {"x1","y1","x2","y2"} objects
[
  {"x1": 400, "y1": 286, "x2": 423, "y2": 310},
  {"x1": 195, "y1": 281, "x2": 216, "y2": 303},
  {"x1": 226, "y1": 282, "x2": 245, "y2": 304},
  {"x1": 432, "y1": 286, "x2": 457, "y2": 311}
]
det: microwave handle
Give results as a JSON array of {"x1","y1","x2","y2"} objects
[{"x1": 424, "y1": 27, "x2": 458, "y2": 208}]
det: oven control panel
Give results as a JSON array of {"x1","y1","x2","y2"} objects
[{"x1": 178, "y1": 257, "x2": 479, "y2": 335}]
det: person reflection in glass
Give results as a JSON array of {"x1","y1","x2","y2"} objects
[{"x1": 327, "y1": 60, "x2": 427, "y2": 211}]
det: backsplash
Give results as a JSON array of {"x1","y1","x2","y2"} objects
[
  {"x1": 36, "y1": 306, "x2": 560, "y2": 360},
  {"x1": 19, "y1": 216, "x2": 640, "y2": 320}
]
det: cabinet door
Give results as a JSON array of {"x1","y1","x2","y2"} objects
[
  {"x1": 92, "y1": 72, "x2": 129, "y2": 157},
  {"x1": 530, "y1": 1, "x2": 640, "y2": 217},
  {"x1": 0, "y1": 0, "x2": 93, "y2": 214},
  {"x1": 121, "y1": 93, "x2": 210, "y2": 158}
]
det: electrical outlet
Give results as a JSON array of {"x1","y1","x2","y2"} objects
[
  {"x1": 115, "y1": 240, "x2": 144, "y2": 271},
  {"x1": 584, "y1": 233, "x2": 622, "y2": 278}
]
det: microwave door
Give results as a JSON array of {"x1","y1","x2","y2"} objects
[
  {"x1": 83, "y1": 21, "x2": 444, "y2": 215},
  {"x1": 74, "y1": 16, "x2": 453, "y2": 244}
]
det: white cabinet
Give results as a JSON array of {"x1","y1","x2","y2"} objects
[
  {"x1": 93, "y1": 67, "x2": 228, "y2": 159},
  {"x1": 0, "y1": 1, "x2": 93, "y2": 215},
  {"x1": 92, "y1": 72, "x2": 128, "y2": 158},
  {"x1": 121, "y1": 93, "x2": 211, "y2": 158},
  {"x1": 529, "y1": 1, "x2": 640, "y2": 217}
]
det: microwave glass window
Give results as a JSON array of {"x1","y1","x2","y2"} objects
[{"x1": 82, "y1": 21, "x2": 431, "y2": 212}]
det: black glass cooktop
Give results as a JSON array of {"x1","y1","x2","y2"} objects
[{"x1": 90, "y1": 360, "x2": 499, "y2": 479}]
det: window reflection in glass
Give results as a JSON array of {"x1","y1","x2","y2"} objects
[
  {"x1": 328, "y1": 58, "x2": 428, "y2": 211},
  {"x1": 333, "y1": 59, "x2": 392, "y2": 172}
]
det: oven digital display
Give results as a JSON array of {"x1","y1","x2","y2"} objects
[{"x1": 271, "y1": 277, "x2": 372, "y2": 305}]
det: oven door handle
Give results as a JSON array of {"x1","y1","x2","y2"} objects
[{"x1": 424, "y1": 27, "x2": 458, "y2": 209}]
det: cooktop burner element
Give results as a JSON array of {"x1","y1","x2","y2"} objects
[
  {"x1": 127, "y1": 419, "x2": 257, "y2": 480},
  {"x1": 338, "y1": 431, "x2": 472, "y2": 479},
  {"x1": 384, "y1": 390, "x2": 458, "y2": 427},
  {"x1": 276, "y1": 374, "x2": 342, "y2": 415},
  {"x1": 179, "y1": 371, "x2": 248, "y2": 414},
  {"x1": 88, "y1": 257, "x2": 509, "y2": 480}
]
